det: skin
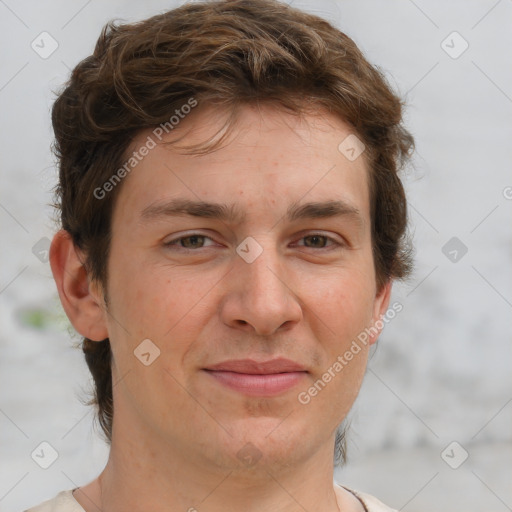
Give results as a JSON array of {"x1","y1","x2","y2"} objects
[{"x1": 50, "y1": 103, "x2": 392, "y2": 512}]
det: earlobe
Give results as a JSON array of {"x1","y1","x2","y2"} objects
[
  {"x1": 368, "y1": 280, "x2": 393, "y2": 346},
  {"x1": 49, "y1": 230, "x2": 109, "y2": 342}
]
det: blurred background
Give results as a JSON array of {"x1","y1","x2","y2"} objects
[{"x1": 0, "y1": 1, "x2": 510, "y2": 511}]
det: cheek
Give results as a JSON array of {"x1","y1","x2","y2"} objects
[
  {"x1": 105, "y1": 265, "x2": 202, "y2": 423},
  {"x1": 108, "y1": 251, "x2": 178, "y2": 329},
  {"x1": 106, "y1": 258, "x2": 214, "y2": 366},
  {"x1": 311, "y1": 271, "x2": 376, "y2": 339},
  {"x1": 309, "y1": 272, "x2": 376, "y2": 414}
]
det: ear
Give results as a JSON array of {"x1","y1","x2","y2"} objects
[
  {"x1": 49, "y1": 230, "x2": 108, "y2": 341},
  {"x1": 368, "y1": 280, "x2": 393, "y2": 346}
]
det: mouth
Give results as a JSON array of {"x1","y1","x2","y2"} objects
[{"x1": 203, "y1": 358, "x2": 308, "y2": 397}]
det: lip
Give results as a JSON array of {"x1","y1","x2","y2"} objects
[
  {"x1": 205, "y1": 358, "x2": 307, "y2": 374},
  {"x1": 203, "y1": 358, "x2": 308, "y2": 397}
]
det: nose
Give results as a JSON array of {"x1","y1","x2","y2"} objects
[{"x1": 219, "y1": 242, "x2": 303, "y2": 336}]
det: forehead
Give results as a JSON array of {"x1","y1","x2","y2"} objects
[{"x1": 113, "y1": 104, "x2": 371, "y2": 228}]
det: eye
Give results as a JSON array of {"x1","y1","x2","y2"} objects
[
  {"x1": 163, "y1": 232, "x2": 344, "y2": 252},
  {"x1": 294, "y1": 233, "x2": 343, "y2": 250},
  {"x1": 164, "y1": 233, "x2": 216, "y2": 250}
]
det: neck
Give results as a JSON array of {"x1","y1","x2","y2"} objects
[{"x1": 92, "y1": 427, "x2": 342, "y2": 512}]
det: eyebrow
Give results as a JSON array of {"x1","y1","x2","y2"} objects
[{"x1": 140, "y1": 198, "x2": 364, "y2": 227}]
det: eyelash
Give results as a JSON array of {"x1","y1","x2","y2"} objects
[{"x1": 163, "y1": 232, "x2": 344, "y2": 251}]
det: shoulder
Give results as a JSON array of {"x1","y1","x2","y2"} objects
[
  {"x1": 352, "y1": 490, "x2": 399, "y2": 512},
  {"x1": 336, "y1": 484, "x2": 398, "y2": 512},
  {"x1": 29, "y1": 485, "x2": 395, "y2": 512},
  {"x1": 24, "y1": 490, "x2": 85, "y2": 512}
]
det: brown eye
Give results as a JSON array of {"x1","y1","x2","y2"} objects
[
  {"x1": 164, "y1": 234, "x2": 215, "y2": 250},
  {"x1": 296, "y1": 233, "x2": 341, "y2": 250},
  {"x1": 179, "y1": 235, "x2": 206, "y2": 249},
  {"x1": 302, "y1": 235, "x2": 329, "y2": 248}
]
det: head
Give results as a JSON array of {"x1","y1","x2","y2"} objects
[{"x1": 50, "y1": 0, "x2": 413, "y2": 469}]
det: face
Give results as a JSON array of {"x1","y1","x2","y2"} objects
[{"x1": 101, "y1": 104, "x2": 390, "y2": 472}]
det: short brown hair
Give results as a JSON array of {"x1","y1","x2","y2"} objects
[{"x1": 51, "y1": 0, "x2": 414, "y2": 464}]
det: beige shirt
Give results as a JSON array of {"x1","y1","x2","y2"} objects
[{"x1": 25, "y1": 485, "x2": 398, "y2": 512}]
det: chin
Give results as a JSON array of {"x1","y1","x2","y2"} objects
[{"x1": 203, "y1": 417, "x2": 318, "y2": 472}]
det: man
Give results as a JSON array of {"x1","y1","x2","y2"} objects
[{"x1": 27, "y1": 0, "x2": 414, "y2": 510}]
